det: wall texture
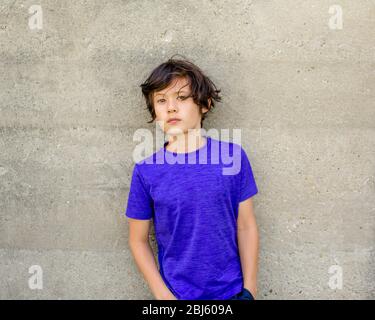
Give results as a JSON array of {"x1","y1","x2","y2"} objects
[{"x1": 0, "y1": 0, "x2": 374, "y2": 299}]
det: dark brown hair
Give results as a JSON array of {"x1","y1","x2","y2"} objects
[{"x1": 140, "y1": 54, "x2": 222, "y2": 128}]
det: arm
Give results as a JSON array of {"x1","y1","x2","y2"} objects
[
  {"x1": 127, "y1": 218, "x2": 177, "y2": 300},
  {"x1": 237, "y1": 197, "x2": 259, "y2": 299}
]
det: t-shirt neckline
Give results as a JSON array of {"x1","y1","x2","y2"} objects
[{"x1": 163, "y1": 136, "x2": 210, "y2": 156}]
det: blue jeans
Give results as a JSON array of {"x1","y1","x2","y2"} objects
[{"x1": 229, "y1": 287, "x2": 255, "y2": 300}]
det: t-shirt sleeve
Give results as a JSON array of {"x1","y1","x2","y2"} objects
[
  {"x1": 125, "y1": 164, "x2": 154, "y2": 220},
  {"x1": 239, "y1": 147, "x2": 259, "y2": 202}
]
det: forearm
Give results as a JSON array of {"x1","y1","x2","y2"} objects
[
  {"x1": 129, "y1": 240, "x2": 176, "y2": 300},
  {"x1": 237, "y1": 224, "x2": 259, "y2": 297}
]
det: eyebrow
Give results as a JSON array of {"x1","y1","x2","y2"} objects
[{"x1": 154, "y1": 89, "x2": 190, "y2": 97}]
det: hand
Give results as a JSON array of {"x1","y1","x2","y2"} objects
[
  {"x1": 160, "y1": 293, "x2": 177, "y2": 300},
  {"x1": 244, "y1": 286, "x2": 257, "y2": 299},
  {"x1": 156, "y1": 290, "x2": 178, "y2": 300}
]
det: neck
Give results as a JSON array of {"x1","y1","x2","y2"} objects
[{"x1": 166, "y1": 130, "x2": 206, "y2": 153}]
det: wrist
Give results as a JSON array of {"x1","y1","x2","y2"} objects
[
  {"x1": 154, "y1": 287, "x2": 176, "y2": 300},
  {"x1": 243, "y1": 280, "x2": 257, "y2": 298}
]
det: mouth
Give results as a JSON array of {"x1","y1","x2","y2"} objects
[{"x1": 167, "y1": 118, "x2": 181, "y2": 124}]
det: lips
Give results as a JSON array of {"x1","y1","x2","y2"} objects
[{"x1": 167, "y1": 118, "x2": 181, "y2": 123}]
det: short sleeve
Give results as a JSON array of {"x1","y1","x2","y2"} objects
[
  {"x1": 125, "y1": 164, "x2": 154, "y2": 220},
  {"x1": 239, "y1": 148, "x2": 258, "y2": 202}
]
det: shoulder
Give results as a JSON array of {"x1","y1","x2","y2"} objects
[
  {"x1": 131, "y1": 146, "x2": 167, "y2": 184},
  {"x1": 209, "y1": 136, "x2": 246, "y2": 158},
  {"x1": 133, "y1": 143, "x2": 165, "y2": 167}
]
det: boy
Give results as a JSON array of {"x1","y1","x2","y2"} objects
[{"x1": 125, "y1": 56, "x2": 259, "y2": 300}]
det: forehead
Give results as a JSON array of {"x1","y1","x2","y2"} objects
[{"x1": 154, "y1": 77, "x2": 191, "y2": 97}]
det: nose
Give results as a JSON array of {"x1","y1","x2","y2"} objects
[{"x1": 167, "y1": 100, "x2": 177, "y2": 113}]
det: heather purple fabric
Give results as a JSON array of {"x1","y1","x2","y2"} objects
[{"x1": 125, "y1": 135, "x2": 258, "y2": 300}]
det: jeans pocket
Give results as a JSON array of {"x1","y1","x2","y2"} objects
[
  {"x1": 242, "y1": 288, "x2": 255, "y2": 300},
  {"x1": 229, "y1": 288, "x2": 254, "y2": 300},
  {"x1": 229, "y1": 290, "x2": 242, "y2": 300}
]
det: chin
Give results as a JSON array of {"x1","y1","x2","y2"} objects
[{"x1": 166, "y1": 128, "x2": 185, "y2": 136}]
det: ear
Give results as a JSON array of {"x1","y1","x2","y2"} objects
[
  {"x1": 202, "y1": 98, "x2": 211, "y2": 114},
  {"x1": 201, "y1": 107, "x2": 209, "y2": 114}
]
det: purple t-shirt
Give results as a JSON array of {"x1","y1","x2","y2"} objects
[{"x1": 125, "y1": 135, "x2": 258, "y2": 300}]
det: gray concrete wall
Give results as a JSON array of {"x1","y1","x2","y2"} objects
[{"x1": 0, "y1": 0, "x2": 374, "y2": 299}]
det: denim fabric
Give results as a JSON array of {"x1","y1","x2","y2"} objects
[{"x1": 229, "y1": 287, "x2": 255, "y2": 300}]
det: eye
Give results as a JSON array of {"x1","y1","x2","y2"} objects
[{"x1": 156, "y1": 96, "x2": 188, "y2": 103}]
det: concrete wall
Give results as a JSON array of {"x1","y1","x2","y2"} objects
[{"x1": 0, "y1": 0, "x2": 374, "y2": 299}]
